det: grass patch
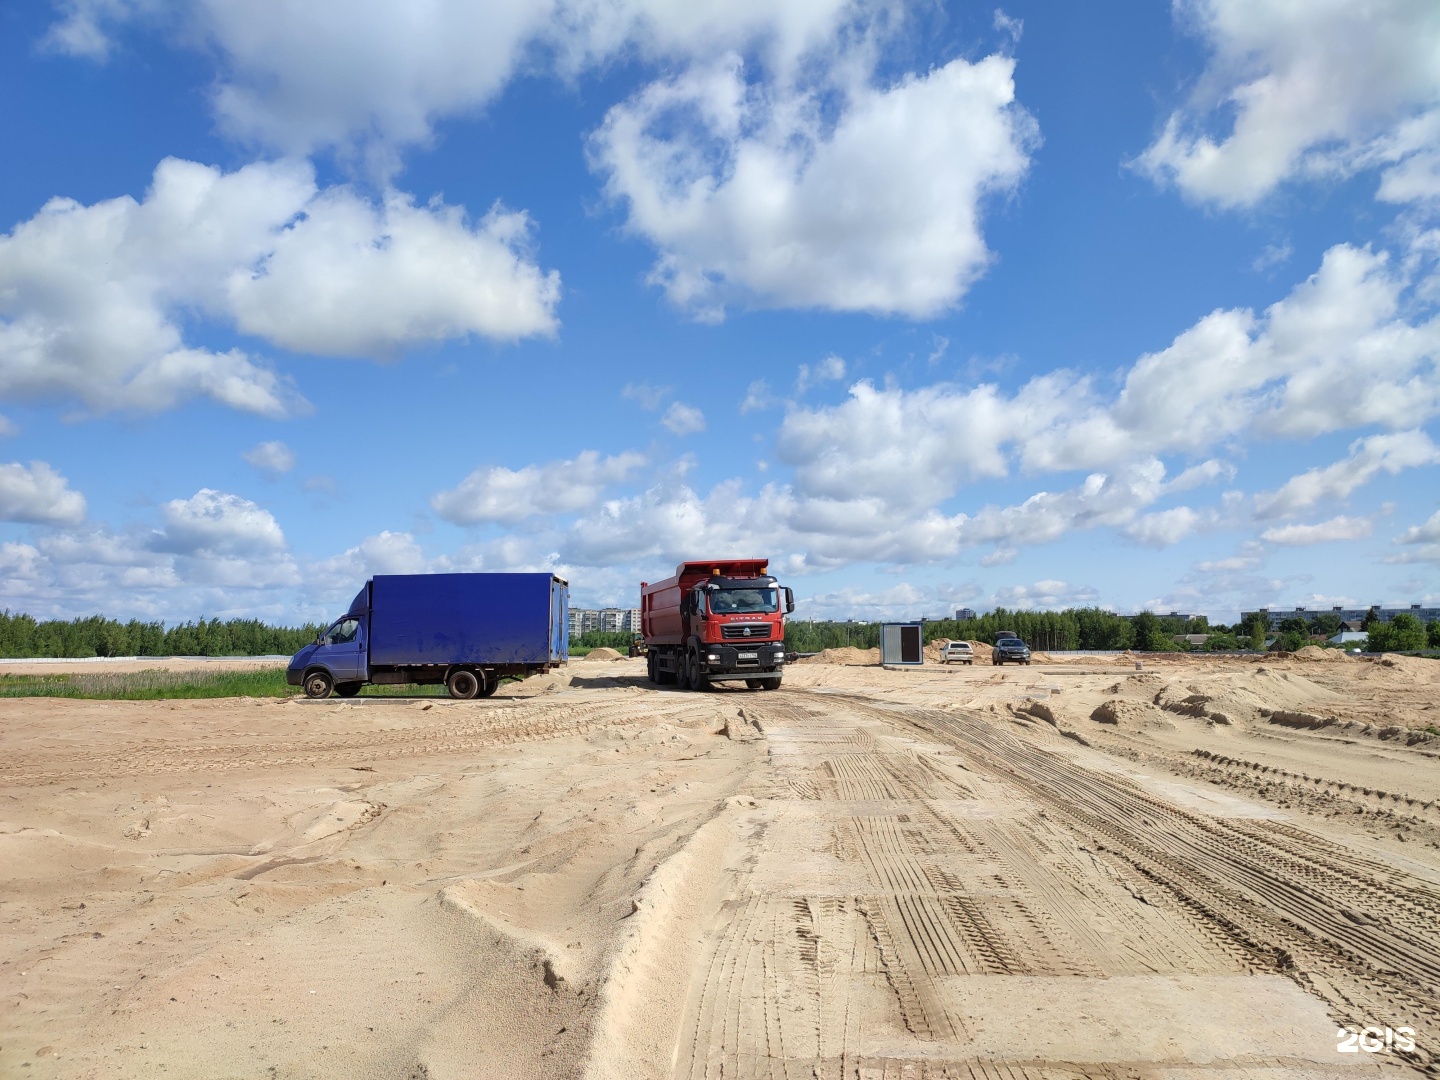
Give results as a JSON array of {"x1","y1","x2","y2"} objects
[
  {"x1": 0, "y1": 669, "x2": 492, "y2": 700},
  {"x1": 0, "y1": 668, "x2": 294, "y2": 699}
]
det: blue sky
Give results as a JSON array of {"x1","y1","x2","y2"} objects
[{"x1": 1, "y1": 0, "x2": 1438, "y2": 626}]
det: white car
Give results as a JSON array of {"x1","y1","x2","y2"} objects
[{"x1": 941, "y1": 641, "x2": 974, "y2": 665}]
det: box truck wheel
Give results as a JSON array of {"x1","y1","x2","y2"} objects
[
  {"x1": 335, "y1": 683, "x2": 362, "y2": 698},
  {"x1": 303, "y1": 671, "x2": 333, "y2": 699},
  {"x1": 476, "y1": 674, "x2": 498, "y2": 698},
  {"x1": 447, "y1": 669, "x2": 481, "y2": 699}
]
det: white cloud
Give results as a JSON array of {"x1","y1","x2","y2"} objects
[
  {"x1": 154, "y1": 489, "x2": 287, "y2": 555},
  {"x1": 777, "y1": 376, "x2": 1072, "y2": 511},
  {"x1": 45, "y1": 0, "x2": 861, "y2": 168},
  {"x1": 991, "y1": 579, "x2": 1100, "y2": 610},
  {"x1": 1126, "y1": 506, "x2": 1204, "y2": 548},
  {"x1": 308, "y1": 530, "x2": 429, "y2": 597},
  {"x1": 1385, "y1": 508, "x2": 1440, "y2": 563},
  {"x1": 0, "y1": 157, "x2": 559, "y2": 418},
  {"x1": 0, "y1": 415, "x2": 17, "y2": 437},
  {"x1": 661, "y1": 402, "x2": 706, "y2": 435},
  {"x1": 243, "y1": 439, "x2": 296, "y2": 475},
  {"x1": 1020, "y1": 244, "x2": 1440, "y2": 471},
  {"x1": 1138, "y1": 0, "x2": 1440, "y2": 207},
  {"x1": 0, "y1": 461, "x2": 87, "y2": 526},
  {"x1": 740, "y1": 379, "x2": 776, "y2": 413},
  {"x1": 796, "y1": 355, "x2": 845, "y2": 394},
  {"x1": 1165, "y1": 458, "x2": 1235, "y2": 493},
  {"x1": 590, "y1": 51, "x2": 1035, "y2": 319},
  {"x1": 227, "y1": 193, "x2": 559, "y2": 354},
  {"x1": 1254, "y1": 429, "x2": 1440, "y2": 518},
  {"x1": 622, "y1": 382, "x2": 669, "y2": 410},
  {"x1": 431, "y1": 450, "x2": 645, "y2": 525},
  {"x1": 1260, "y1": 515, "x2": 1374, "y2": 545}
]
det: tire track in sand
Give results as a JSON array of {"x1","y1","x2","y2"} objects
[{"x1": 667, "y1": 692, "x2": 1370, "y2": 1080}]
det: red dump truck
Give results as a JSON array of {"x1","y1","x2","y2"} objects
[{"x1": 641, "y1": 558, "x2": 794, "y2": 691}]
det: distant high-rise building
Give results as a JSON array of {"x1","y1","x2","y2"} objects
[
  {"x1": 568, "y1": 607, "x2": 644, "y2": 637},
  {"x1": 954, "y1": 607, "x2": 976, "y2": 621}
]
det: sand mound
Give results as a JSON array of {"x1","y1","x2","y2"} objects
[
  {"x1": 1374, "y1": 654, "x2": 1440, "y2": 681},
  {"x1": 1295, "y1": 645, "x2": 1351, "y2": 662},
  {"x1": 796, "y1": 647, "x2": 880, "y2": 666},
  {"x1": 1091, "y1": 698, "x2": 1174, "y2": 729},
  {"x1": 578, "y1": 647, "x2": 625, "y2": 661}
]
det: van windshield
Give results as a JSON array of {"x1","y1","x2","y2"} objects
[{"x1": 708, "y1": 588, "x2": 779, "y2": 614}]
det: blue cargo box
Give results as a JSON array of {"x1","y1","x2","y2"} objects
[{"x1": 359, "y1": 573, "x2": 567, "y2": 667}]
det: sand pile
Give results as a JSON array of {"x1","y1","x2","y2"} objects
[
  {"x1": 796, "y1": 647, "x2": 880, "y2": 666},
  {"x1": 578, "y1": 647, "x2": 625, "y2": 661},
  {"x1": 1294, "y1": 645, "x2": 1351, "y2": 662}
]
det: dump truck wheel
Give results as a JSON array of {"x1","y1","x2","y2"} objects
[
  {"x1": 647, "y1": 652, "x2": 659, "y2": 683},
  {"x1": 335, "y1": 682, "x2": 361, "y2": 698},
  {"x1": 686, "y1": 651, "x2": 710, "y2": 692},
  {"x1": 745, "y1": 679, "x2": 765, "y2": 690},
  {"x1": 761, "y1": 677, "x2": 781, "y2": 690},
  {"x1": 303, "y1": 671, "x2": 333, "y2": 699},
  {"x1": 447, "y1": 669, "x2": 480, "y2": 699}
]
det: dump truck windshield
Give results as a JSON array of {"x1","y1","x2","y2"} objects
[{"x1": 709, "y1": 588, "x2": 780, "y2": 614}]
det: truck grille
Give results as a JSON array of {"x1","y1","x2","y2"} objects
[{"x1": 722, "y1": 624, "x2": 772, "y2": 640}]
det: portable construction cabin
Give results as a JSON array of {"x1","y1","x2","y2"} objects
[{"x1": 880, "y1": 622, "x2": 924, "y2": 666}]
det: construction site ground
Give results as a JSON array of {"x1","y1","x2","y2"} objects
[{"x1": 3, "y1": 651, "x2": 1439, "y2": 1079}]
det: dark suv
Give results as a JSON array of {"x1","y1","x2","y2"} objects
[{"x1": 993, "y1": 637, "x2": 1032, "y2": 666}]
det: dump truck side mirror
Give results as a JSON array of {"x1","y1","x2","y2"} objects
[{"x1": 784, "y1": 587, "x2": 795, "y2": 614}]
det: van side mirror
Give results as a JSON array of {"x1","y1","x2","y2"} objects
[{"x1": 784, "y1": 587, "x2": 795, "y2": 614}]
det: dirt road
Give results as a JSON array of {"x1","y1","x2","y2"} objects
[{"x1": 3, "y1": 657, "x2": 1437, "y2": 1078}]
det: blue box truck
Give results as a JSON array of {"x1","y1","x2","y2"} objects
[{"x1": 286, "y1": 572, "x2": 568, "y2": 699}]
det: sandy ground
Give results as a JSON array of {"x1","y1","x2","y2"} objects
[{"x1": 3, "y1": 653, "x2": 1439, "y2": 1078}]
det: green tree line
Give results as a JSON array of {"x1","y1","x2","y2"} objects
[
  {"x1": 0, "y1": 611, "x2": 324, "y2": 658},
  {"x1": 784, "y1": 608, "x2": 1231, "y2": 653}
]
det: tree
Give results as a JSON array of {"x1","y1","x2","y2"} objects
[
  {"x1": 1308, "y1": 612, "x2": 1342, "y2": 638},
  {"x1": 1131, "y1": 611, "x2": 1172, "y2": 652},
  {"x1": 1429, "y1": 620, "x2": 1440, "y2": 649},
  {"x1": 1366, "y1": 614, "x2": 1426, "y2": 653},
  {"x1": 1275, "y1": 616, "x2": 1310, "y2": 652},
  {"x1": 1249, "y1": 621, "x2": 1267, "y2": 652}
]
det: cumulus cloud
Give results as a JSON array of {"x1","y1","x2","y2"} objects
[
  {"x1": 1010, "y1": 244, "x2": 1440, "y2": 473},
  {"x1": 153, "y1": 489, "x2": 287, "y2": 556},
  {"x1": 1385, "y1": 508, "x2": 1440, "y2": 563},
  {"x1": 45, "y1": 0, "x2": 859, "y2": 167},
  {"x1": 796, "y1": 355, "x2": 845, "y2": 394},
  {"x1": 1254, "y1": 429, "x2": 1440, "y2": 518},
  {"x1": 661, "y1": 402, "x2": 706, "y2": 435},
  {"x1": 0, "y1": 157, "x2": 559, "y2": 418},
  {"x1": 590, "y1": 51, "x2": 1035, "y2": 319},
  {"x1": 621, "y1": 382, "x2": 669, "y2": 410},
  {"x1": 228, "y1": 192, "x2": 559, "y2": 354},
  {"x1": 740, "y1": 380, "x2": 776, "y2": 413},
  {"x1": 431, "y1": 450, "x2": 645, "y2": 526},
  {"x1": 991, "y1": 579, "x2": 1100, "y2": 610},
  {"x1": 1125, "y1": 506, "x2": 1205, "y2": 548},
  {"x1": 243, "y1": 440, "x2": 296, "y2": 475},
  {"x1": 308, "y1": 530, "x2": 429, "y2": 597},
  {"x1": 0, "y1": 461, "x2": 87, "y2": 526},
  {"x1": 1138, "y1": 0, "x2": 1440, "y2": 207},
  {"x1": 1260, "y1": 515, "x2": 1374, "y2": 545}
]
